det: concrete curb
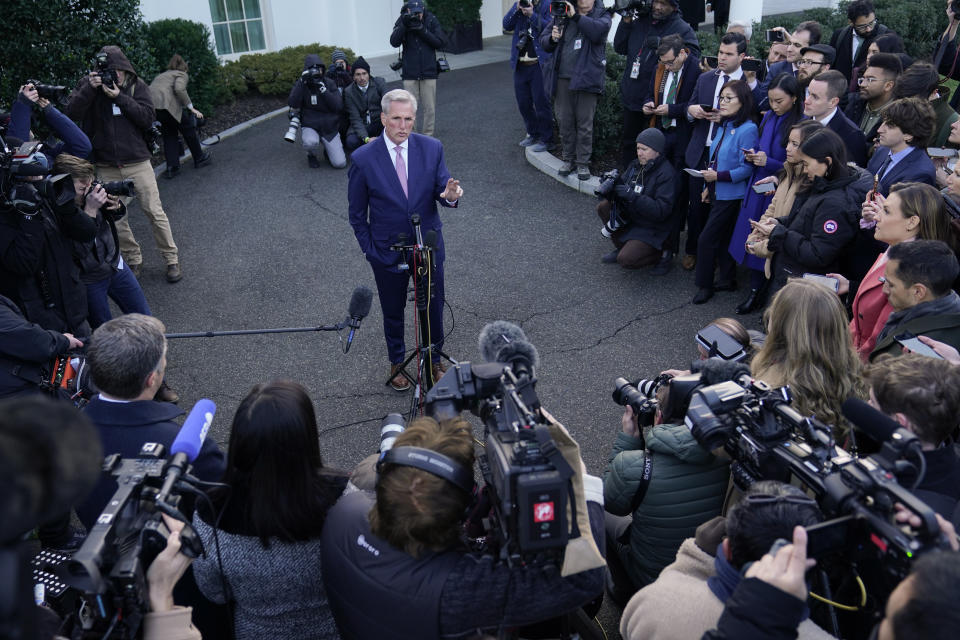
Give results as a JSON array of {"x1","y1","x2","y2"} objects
[
  {"x1": 154, "y1": 106, "x2": 287, "y2": 177},
  {"x1": 524, "y1": 145, "x2": 601, "y2": 195}
]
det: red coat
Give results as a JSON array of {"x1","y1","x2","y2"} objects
[{"x1": 851, "y1": 254, "x2": 892, "y2": 360}]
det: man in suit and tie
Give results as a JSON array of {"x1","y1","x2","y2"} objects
[
  {"x1": 680, "y1": 32, "x2": 761, "y2": 271},
  {"x1": 866, "y1": 97, "x2": 937, "y2": 197},
  {"x1": 348, "y1": 89, "x2": 463, "y2": 391},
  {"x1": 803, "y1": 70, "x2": 869, "y2": 167}
]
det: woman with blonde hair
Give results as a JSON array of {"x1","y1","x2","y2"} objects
[{"x1": 751, "y1": 279, "x2": 867, "y2": 443}]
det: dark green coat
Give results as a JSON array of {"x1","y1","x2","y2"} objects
[
  {"x1": 603, "y1": 424, "x2": 730, "y2": 589},
  {"x1": 870, "y1": 313, "x2": 960, "y2": 361}
]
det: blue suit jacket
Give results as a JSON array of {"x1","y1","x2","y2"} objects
[
  {"x1": 866, "y1": 146, "x2": 937, "y2": 196},
  {"x1": 824, "y1": 110, "x2": 869, "y2": 168},
  {"x1": 348, "y1": 133, "x2": 456, "y2": 270}
]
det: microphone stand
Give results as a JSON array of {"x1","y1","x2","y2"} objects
[{"x1": 388, "y1": 214, "x2": 455, "y2": 414}]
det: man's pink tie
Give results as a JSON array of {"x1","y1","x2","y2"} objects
[{"x1": 394, "y1": 145, "x2": 408, "y2": 198}]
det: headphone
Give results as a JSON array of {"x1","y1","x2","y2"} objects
[{"x1": 376, "y1": 446, "x2": 474, "y2": 494}]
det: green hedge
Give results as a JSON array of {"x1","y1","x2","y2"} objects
[
  {"x1": 593, "y1": 43, "x2": 627, "y2": 158},
  {"x1": 426, "y1": 0, "x2": 483, "y2": 30},
  {"x1": 218, "y1": 44, "x2": 356, "y2": 98},
  {"x1": 144, "y1": 19, "x2": 222, "y2": 115}
]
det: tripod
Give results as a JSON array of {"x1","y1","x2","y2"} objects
[{"x1": 387, "y1": 214, "x2": 455, "y2": 415}]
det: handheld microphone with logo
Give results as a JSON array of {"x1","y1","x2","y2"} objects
[
  {"x1": 345, "y1": 286, "x2": 374, "y2": 353},
  {"x1": 156, "y1": 399, "x2": 215, "y2": 505}
]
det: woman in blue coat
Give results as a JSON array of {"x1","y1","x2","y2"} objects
[
  {"x1": 693, "y1": 79, "x2": 759, "y2": 304},
  {"x1": 729, "y1": 73, "x2": 803, "y2": 314}
]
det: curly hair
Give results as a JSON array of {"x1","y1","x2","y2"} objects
[{"x1": 752, "y1": 279, "x2": 867, "y2": 439}]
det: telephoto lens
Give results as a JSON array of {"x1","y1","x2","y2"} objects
[
  {"x1": 379, "y1": 413, "x2": 406, "y2": 453},
  {"x1": 283, "y1": 116, "x2": 300, "y2": 143}
]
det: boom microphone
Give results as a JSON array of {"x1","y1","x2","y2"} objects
[
  {"x1": 345, "y1": 286, "x2": 373, "y2": 353},
  {"x1": 841, "y1": 397, "x2": 920, "y2": 449},
  {"x1": 156, "y1": 399, "x2": 215, "y2": 505},
  {"x1": 478, "y1": 320, "x2": 540, "y2": 378}
]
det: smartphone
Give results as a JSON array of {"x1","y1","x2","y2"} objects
[
  {"x1": 805, "y1": 516, "x2": 856, "y2": 560},
  {"x1": 752, "y1": 182, "x2": 776, "y2": 194},
  {"x1": 705, "y1": 56, "x2": 718, "y2": 69},
  {"x1": 741, "y1": 58, "x2": 762, "y2": 73},
  {"x1": 696, "y1": 324, "x2": 748, "y2": 361},
  {"x1": 699, "y1": 104, "x2": 715, "y2": 112},
  {"x1": 765, "y1": 29, "x2": 785, "y2": 43},
  {"x1": 683, "y1": 168, "x2": 704, "y2": 178},
  {"x1": 802, "y1": 273, "x2": 840, "y2": 292},
  {"x1": 927, "y1": 147, "x2": 959, "y2": 159},
  {"x1": 894, "y1": 332, "x2": 945, "y2": 359}
]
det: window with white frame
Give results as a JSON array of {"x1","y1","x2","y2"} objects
[{"x1": 209, "y1": 0, "x2": 266, "y2": 55}]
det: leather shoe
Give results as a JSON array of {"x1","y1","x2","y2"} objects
[
  {"x1": 154, "y1": 381, "x2": 180, "y2": 404},
  {"x1": 736, "y1": 289, "x2": 761, "y2": 314},
  {"x1": 166, "y1": 263, "x2": 183, "y2": 283},
  {"x1": 193, "y1": 152, "x2": 212, "y2": 168},
  {"x1": 389, "y1": 364, "x2": 411, "y2": 392},
  {"x1": 681, "y1": 254, "x2": 696, "y2": 270},
  {"x1": 692, "y1": 288, "x2": 714, "y2": 304},
  {"x1": 601, "y1": 249, "x2": 620, "y2": 264},
  {"x1": 164, "y1": 166, "x2": 180, "y2": 179},
  {"x1": 432, "y1": 361, "x2": 448, "y2": 382}
]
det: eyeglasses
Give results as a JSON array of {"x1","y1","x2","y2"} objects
[
  {"x1": 659, "y1": 57, "x2": 677, "y2": 66},
  {"x1": 853, "y1": 19, "x2": 878, "y2": 32},
  {"x1": 857, "y1": 76, "x2": 881, "y2": 85},
  {"x1": 718, "y1": 95, "x2": 738, "y2": 103},
  {"x1": 743, "y1": 494, "x2": 818, "y2": 506},
  {"x1": 797, "y1": 58, "x2": 825, "y2": 67}
]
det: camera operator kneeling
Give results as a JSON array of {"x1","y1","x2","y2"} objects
[
  {"x1": 320, "y1": 415, "x2": 606, "y2": 639},
  {"x1": 597, "y1": 128, "x2": 678, "y2": 268},
  {"x1": 602, "y1": 372, "x2": 730, "y2": 605}
]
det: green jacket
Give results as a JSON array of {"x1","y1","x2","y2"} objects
[
  {"x1": 870, "y1": 313, "x2": 960, "y2": 361},
  {"x1": 932, "y1": 94, "x2": 960, "y2": 149},
  {"x1": 603, "y1": 424, "x2": 730, "y2": 590}
]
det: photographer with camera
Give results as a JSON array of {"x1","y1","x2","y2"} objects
[
  {"x1": 596, "y1": 128, "x2": 678, "y2": 268},
  {"x1": 9, "y1": 82, "x2": 91, "y2": 160},
  {"x1": 504, "y1": 0, "x2": 554, "y2": 153},
  {"x1": 285, "y1": 54, "x2": 346, "y2": 169},
  {"x1": 614, "y1": 0, "x2": 699, "y2": 169},
  {"x1": 621, "y1": 481, "x2": 834, "y2": 640},
  {"x1": 540, "y1": 0, "x2": 612, "y2": 181},
  {"x1": 344, "y1": 56, "x2": 387, "y2": 152},
  {"x1": 390, "y1": 0, "x2": 447, "y2": 137},
  {"x1": 603, "y1": 369, "x2": 730, "y2": 605},
  {"x1": 66, "y1": 46, "x2": 183, "y2": 283},
  {"x1": 321, "y1": 415, "x2": 605, "y2": 638}
]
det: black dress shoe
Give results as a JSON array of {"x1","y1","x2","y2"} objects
[
  {"x1": 736, "y1": 288, "x2": 764, "y2": 314},
  {"x1": 193, "y1": 151, "x2": 212, "y2": 168},
  {"x1": 692, "y1": 288, "x2": 714, "y2": 304},
  {"x1": 164, "y1": 166, "x2": 181, "y2": 179}
]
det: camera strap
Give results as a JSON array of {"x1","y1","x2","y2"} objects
[{"x1": 629, "y1": 446, "x2": 653, "y2": 513}]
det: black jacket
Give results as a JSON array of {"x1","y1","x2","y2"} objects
[
  {"x1": 0, "y1": 295, "x2": 70, "y2": 399},
  {"x1": 614, "y1": 155, "x2": 678, "y2": 249},
  {"x1": 72, "y1": 202, "x2": 126, "y2": 285},
  {"x1": 288, "y1": 54, "x2": 343, "y2": 137},
  {"x1": 829, "y1": 23, "x2": 890, "y2": 84},
  {"x1": 344, "y1": 76, "x2": 388, "y2": 141},
  {"x1": 702, "y1": 578, "x2": 807, "y2": 640},
  {"x1": 824, "y1": 109, "x2": 869, "y2": 167},
  {"x1": 390, "y1": 10, "x2": 447, "y2": 81},
  {"x1": 76, "y1": 397, "x2": 227, "y2": 529},
  {"x1": 768, "y1": 171, "x2": 864, "y2": 290},
  {"x1": 0, "y1": 199, "x2": 96, "y2": 337},
  {"x1": 540, "y1": 1, "x2": 612, "y2": 99},
  {"x1": 613, "y1": 10, "x2": 700, "y2": 111},
  {"x1": 65, "y1": 46, "x2": 156, "y2": 165}
]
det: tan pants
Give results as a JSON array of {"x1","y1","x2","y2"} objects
[
  {"x1": 403, "y1": 78, "x2": 437, "y2": 137},
  {"x1": 97, "y1": 160, "x2": 178, "y2": 266}
]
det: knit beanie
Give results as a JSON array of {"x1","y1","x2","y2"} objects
[
  {"x1": 352, "y1": 56, "x2": 371, "y2": 74},
  {"x1": 635, "y1": 128, "x2": 666, "y2": 154},
  {"x1": 332, "y1": 49, "x2": 348, "y2": 66}
]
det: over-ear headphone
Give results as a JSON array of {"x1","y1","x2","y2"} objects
[{"x1": 377, "y1": 446, "x2": 474, "y2": 494}]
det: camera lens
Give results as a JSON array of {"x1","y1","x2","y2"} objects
[{"x1": 379, "y1": 413, "x2": 406, "y2": 453}]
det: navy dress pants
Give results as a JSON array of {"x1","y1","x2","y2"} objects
[
  {"x1": 514, "y1": 61, "x2": 553, "y2": 144},
  {"x1": 372, "y1": 255, "x2": 445, "y2": 366}
]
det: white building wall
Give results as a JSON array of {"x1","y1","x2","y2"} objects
[{"x1": 140, "y1": 0, "x2": 506, "y2": 61}]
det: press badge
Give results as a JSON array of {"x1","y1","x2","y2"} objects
[
  {"x1": 112, "y1": 104, "x2": 122, "y2": 116},
  {"x1": 311, "y1": 94, "x2": 318, "y2": 105},
  {"x1": 634, "y1": 185, "x2": 644, "y2": 194},
  {"x1": 630, "y1": 61, "x2": 640, "y2": 79},
  {"x1": 574, "y1": 38, "x2": 582, "y2": 50}
]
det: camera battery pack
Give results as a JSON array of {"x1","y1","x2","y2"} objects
[{"x1": 516, "y1": 470, "x2": 569, "y2": 551}]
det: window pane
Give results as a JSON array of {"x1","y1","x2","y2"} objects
[
  {"x1": 226, "y1": 0, "x2": 244, "y2": 21},
  {"x1": 213, "y1": 23, "x2": 232, "y2": 54},
  {"x1": 230, "y1": 21, "x2": 249, "y2": 53},
  {"x1": 247, "y1": 20, "x2": 265, "y2": 50},
  {"x1": 243, "y1": 0, "x2": 261, "y2": 19},
  {"x1": 209, "y1": 0, "x2": 226, "y2": 23}
]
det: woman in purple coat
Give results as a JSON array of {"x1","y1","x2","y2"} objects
[{"x1": 728, "y1": 73, "x2": 803, "y2": 314}]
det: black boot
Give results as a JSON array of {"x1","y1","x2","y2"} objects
[{"x1": 735, "y1": 279, "x2": 770, "y2": 314}]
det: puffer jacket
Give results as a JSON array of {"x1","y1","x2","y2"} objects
[
  {"x1": 287, "y1": 54, "x2": 342, "y2": 137},
  {"x1": 389, "y1": 9, "x2": 447, "y2": 81},
  {"x1": 603, "y1": 423, "x2": 730, "y2": 589},
  {"x1": 540, "y1": 1, "x2": 612, "y2": 98},
  {"x1": 65, "y1": 46, "x2": 156, "y2": 165}
]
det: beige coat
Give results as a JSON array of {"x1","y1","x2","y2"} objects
[
  {"x1": 620, "y1": 538, "x2": 835, "y2": 640},
  {"x1": 745, "y1": 172, "x2": 803, "y2": 277},
  {"x1": 149, "y1": 70, "x2": 192, "y2": 122}
]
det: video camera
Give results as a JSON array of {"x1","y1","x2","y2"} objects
[
  {"x1": 550, "y1": 1, "x2": 569, "y2": 19},
  {"x1": 55, "y1": 401, "x2": 215, "y2": 638},
  {"x1": 0, "y1": 139, "x2": 77, "y2": 217},
  {"x1": 93, "y1": 52, "x2": 119, "y2": 88},
  {"x1": 424, "y1": 322, "x2": 578, "y2": 562},
  {"x1": 681, "y1": 364, "x2": 952, "y2": 603},
  {"x1": 26, "y1": 79, "x2": 68, "y2": 102},
  {"x1": 611, "y1": 0, "x2": 653, "y2": 16}
]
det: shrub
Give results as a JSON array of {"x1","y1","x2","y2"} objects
[
  {"x1": 144, "y1": 19, "x2": 222, "y2": 114},
  {"x1": 426, "y1": 0, "x2": 483, "y2": 30},
  {"x1": 219, "y1": 44, "x2": 356, "y2": 98},
  {"x1": 593, "y1": 44, "x2": 627, "y2": 158},
  {"x1": 0, "y1": 0, "x2": 152, "y2": 111}
]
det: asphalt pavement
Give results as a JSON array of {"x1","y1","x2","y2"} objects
[{"x1": 125, "y1": 57, "x2": 758, "y2": 637}]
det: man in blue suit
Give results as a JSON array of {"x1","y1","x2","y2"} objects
[
  {"x1": 865, "y1": 97, "x2": 937, "y2": 196},
  {"x1": 348, "y1": 89, "x2": 463, "y2": 391},
  {"x1": 803, "y1": 70, "x2": 868, "y2": 167}
]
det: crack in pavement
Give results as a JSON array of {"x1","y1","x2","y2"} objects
[
  {"x1": 546, "y1": 301, "x2": 692, "y2": 355},
  {"x1": 299, "y1": 186, "x2": 349, "y2": 221}
]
